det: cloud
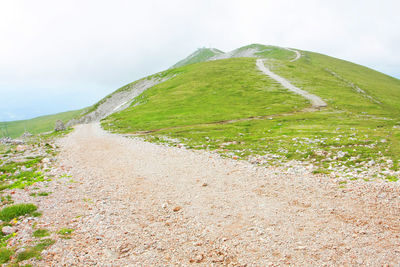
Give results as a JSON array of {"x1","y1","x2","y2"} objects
[{"x1": 0, "y1": 0, "x2": 399, "y2": 120}]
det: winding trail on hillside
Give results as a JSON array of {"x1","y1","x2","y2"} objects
[
  {"x1": 38, "y1": 123, "x2": 400, "y2": 265},
  {"x1": 256, "y1": 59, "x2": 327, "y2": 108},
  {"x1": 286, "y1": 48, "x2": 301, "y2": 62}
]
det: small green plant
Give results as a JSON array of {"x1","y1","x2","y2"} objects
[
  {"x1": 0, "y1": 247, "x2": 13, "y2": 264},
  {"x1": 0, "y1": 204, "x2": 37, "y2": 222},
  {"x1": 386, "y1": 175, "x2": 399, "y2": 182},
  {"x1": 16, "y1": 239, "x2": 55, "y2": 262},
  {"x1": 58, "y1": 228, "x2": 74, "y2": 239},
  {"x1": 33, "y1": 229, "x2": 50, "y2": 238},
  {"x1": 37, "y1": 192, "x2": 51, "y2": 197}
]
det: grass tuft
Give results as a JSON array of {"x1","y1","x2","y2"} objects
[
  {"x1": 0, "y1": 204, "x2": 38, "y2": 222},
  {"x1": 57, "y1": 228, "x2": 74, "y2": 239}
]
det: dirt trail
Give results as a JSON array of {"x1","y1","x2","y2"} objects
[
  {"x1": 37, "y1": 123, "x2": 400, "y2": 266},
  {"x1": 256, "y1": 59, "x2": 327, "y2": 108}
]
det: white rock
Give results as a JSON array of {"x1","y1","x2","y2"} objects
[
  {"x1": 16, "y1": 145, "x2": 27, "y2": 152},
  {"x1": 2, "y1": 226, "x2": 15, "y2": 235}
]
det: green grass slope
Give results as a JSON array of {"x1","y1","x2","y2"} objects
[
  {"x1": 102, "y1": 44, "x2": 400, "y2": 181},
  {"x1": 172, "y1": 48, "x2": 224, "y2": 68},
  {"x1": 0, "y1": 109, "x2": 82, "y2": 138},
  {"x1": 104, "y1": 58, "x2": 308, "y2": 132}
]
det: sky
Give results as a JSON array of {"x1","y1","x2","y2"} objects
[{"x1": 1, "y1": 0, "x2": 399, "y2": 121}]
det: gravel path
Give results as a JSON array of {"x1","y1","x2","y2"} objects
[
  {"x1": 256, "y1": 59, "x2": 327, "y2": 108},
  {"x1": 34, "y1": 123, "x2": 400, "y2": 266}
]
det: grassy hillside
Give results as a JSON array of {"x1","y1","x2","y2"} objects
[
  {"x1": 105, "y1": 58, "x2": 308, "y2": 132},
  {"x1": 102, "y1": 44, "x2": 400, "y2": 182},
  {"x1": 0, "y1": 109, "x2": 82, "y2": 138}
]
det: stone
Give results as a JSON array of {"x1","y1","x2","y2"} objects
[
  {"x1": 21, "y1": 132, "x2": 33, "y2": 138},
  {"x1": 16, "y1": 145, "x2": 27, "y2": 152},
  {"x1": 54, "y1": 120, "x2": 66, "y2": 132},
  {"x1": 21, "y1": 166, "x2": 32, "y2": 172},
  {"x1": 173, "y1": 206, "x2": 182, "y2": 212},
  {"x1": 2, "y1": 226, "x2": 15, "y2": 235}
]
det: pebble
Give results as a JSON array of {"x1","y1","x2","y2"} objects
[{"x1": 173, "y1": 206, "x2": 182, "y2": 212}]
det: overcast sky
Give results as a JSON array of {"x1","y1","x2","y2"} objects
[{"x1": 1, "y1": 0, "x2": 399, "y2": 121}]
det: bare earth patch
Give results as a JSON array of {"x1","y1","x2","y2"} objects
[{"x1": 33, "y1": 123, "x2": 399, "y2": 265}]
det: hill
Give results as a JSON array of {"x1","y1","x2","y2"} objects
[
  {"x1": 99, "y1": 44, "x2": 400, "y2": 181},
  {"x1": 3, "y1": 44, "x2": 399, "y2": 182},
  {"x1": 0, "y1": 109, "x2": 83, "y2": 138}
]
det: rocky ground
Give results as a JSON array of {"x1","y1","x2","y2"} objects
[
  {"x1": 0, "y1": 131, "x2": 71, "y2": 265},
  {"x1": 0, "y1": 124, "x2": 399, "y2": 266}
]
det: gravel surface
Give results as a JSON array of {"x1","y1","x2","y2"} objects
[
  {"x1": 25, "y1": 123, "x2": 400, "y2": 265},
  {"x1": 256, "y1": 59, "x2": 327, "y2": 108}
]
